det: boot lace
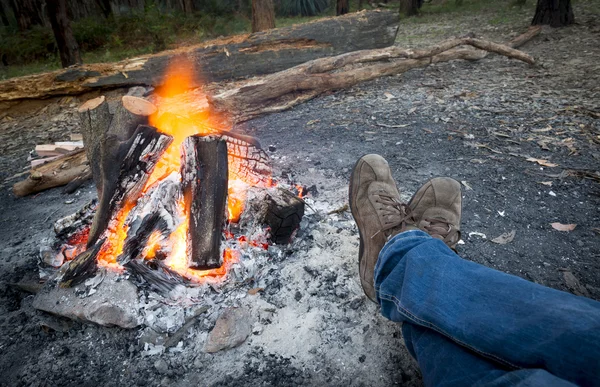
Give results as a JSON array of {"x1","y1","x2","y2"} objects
[
  {"x1": 420, "y1": 218, "x2": 459, "y2": 245},
  {"x1": 371, "y1": 191, "x2": 416, "y2": 239}
]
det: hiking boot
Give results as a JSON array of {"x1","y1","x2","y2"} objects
[
  {"x1": 349, "y1": 154, "x2": 418, "y2": 302},
  {"x1": 408, "y1": 177, "x2": 462, "y2": 249}
]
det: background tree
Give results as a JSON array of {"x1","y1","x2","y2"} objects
[
  {"x1": 94, "y1": 0, "x2": 112, "y2": 18},
  {"x1": 399, "y1": 0, "x2": 421, "y2": 16},
  {"x1": 180, "y1": 0, "x2": 194, "y2": 14},
  {"x1": 8, "y1": 0, "x2": 45, "y2": 31},
  {"x1": 336, "y1": 0, "x2": 349, "y2": 15},
  {"x1": 252, "y1": 0, "x2": 275, "y2": 32},
  {"x1": 0, "y1": 1, "x2": 10, "y2": 26},
  {"x1": 532, "y1": 0, "x2": 574, "y2": 27},
  {"x1": 45, "y1": 0, "x2": 82, "y2": 67}
]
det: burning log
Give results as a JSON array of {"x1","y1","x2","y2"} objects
[
  {"x1": 209, "y1": 28, "x2": 541, "y2": 122},
  {"x1": 125, "y1": 259, "x2": 184, "y2": 294},
  {"x1": 87, "y1": 125, "x2": 173, "y2": 247},
  {"x1": 222, "y1": 132, "x2": 273, "y2": 187},
  {"x1": 261, "y1": 189, "x2": 305, "y2": 244},
  {"x1": 182, "y1": 135, "x2": 229, "y2": 270},
  {"x1": 12, "y1": 148, "x2": 90, "y2": 197},
  {"x1": 59, "y1": 238, "x2": 104, "y2": 287}
]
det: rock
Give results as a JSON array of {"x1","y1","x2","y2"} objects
[
  {"x1": 154, "y1": 359, "x2": 169, "y2": 374},
  {"x1": 32, "y1": 271, "x2": 140, "y2": 328},
  {"x1": 203, "y1": 307, "x2": 252, "y2": 353}
]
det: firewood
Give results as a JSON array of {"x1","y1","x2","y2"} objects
[
  {"x1": 124, "y1": 259, "x2": 184, "y2": 294},
  {"x1": 87, "y1": 125, "x2": 173, "y2": 247},
  {"x1": 78, "y1": 95, "x2": 110, "y2": 194},
  {"x1": 107, "y1": 96, "x2": 157, "y2": 141},
  {"x1": 35, "y1": 143, "x2": 82, "y2": 157},
  {"x1": 59, "y1": 238, "x2": 104, "y2": 288},
  {"x1": 0, "y1": 10, "x2": 399, "y2": 102},
  {"x1": 13, "y1": 148, "x2": 89, "y2": 197},
  {"x1": 260, "y1": 189, "x2": 305, "y2": 244},
  {"x1": 117, "y1": 174, "x2": 181, "y2": 265},
  {"x1": 209, "y1": 29, "x2": 541, "y2": 123},
  {"x1": 182, "y1": 135, "x2": 229, "y2": 270},
  {"x1": 31, "y1": 156, "x2": 60, "y2": 168},
  {"x1": 62, "y1": 169, "x2": 93, "y2": 194}
]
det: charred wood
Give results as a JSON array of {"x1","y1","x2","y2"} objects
[
  {"x1": 59, "y1": 238, "x2": 104, "y2": 288},
  {"x1": 260, "y1": 189, "x2": 305, "y2": 244},
  {"x1": 182, "y1": 135, "x2": 228, "y2": 270},
  {"x1": 87, "y1": 125, "x2": 173, "y2": 247},
  {"x1": 125, "y1": 259, "x2": 184, "y2": 294}
]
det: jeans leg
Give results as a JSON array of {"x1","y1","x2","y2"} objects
[
  {"x1": 402, "y1": 323, "x2": 576, "y2": 387},
  {"x1": 374, "y1": 230, "x2": 600, "y2": 387}
]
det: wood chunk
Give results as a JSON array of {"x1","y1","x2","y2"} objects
[
  {"x1": 13, "y1": 148, "x2": 89, "y2": 197},
  {"x1": 221, "y1": 132, "x2": 273, "y2": 187},
  {"x1": 125, "y1": 260, "x2": 184, "y2": 294},
  {"x1": 31, "y1": 156, "x2": 60, "y2": 168},
  {"x1": 107, "y1": 96, "x2": 157, "y2": 142},
  {"x1": 78, "y1": 95, "x2": 110, "y2": 194},
  {"x1": 182, "y1": 135, "x2": 229, "y2": 270},
  {"x1": 87, "y1": 125, "x2": 172, "y2": 247},
  {"x1": 36, "y1": 144, "x2": 82, "y2": 157},
  {"x1": 261, "y1": 189, "x2": 305, "y2": 244},
  {"x1": 59, "y1": 238, "x2": 104, "y2": 288}
]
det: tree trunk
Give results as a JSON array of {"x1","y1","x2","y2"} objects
[
  {"x1": 336, "y1": 0, "x2": 349, "y2": 15},
  {"x1": 252, "y1": 0, "x2": 275, "y2": 33},
  {"x1": 531, "y1": 0, "x2": 574, "y2": 27},
  {"x1": 181, "y1": 0, "x2": 193, "y2": 13},
  {"x1": 9, "y1": 0, "x2": 45, "y2": 31},
  {"x1": 0, "y1": 1, "x2": 10, "y2": 26},
  {"x1": 46, "y1": 0, "x2": 82, "y2": 67},
  {"x1": 399, "y1": 0, "x2": 419, "y2": 16},
  {"x1": 94, "y1": 0, "x2": 112, "y2": 18}
]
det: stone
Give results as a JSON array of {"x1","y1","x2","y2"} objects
[
  {"x1": 203, "y1": 307, "x2": 252, "y2": 353},
  {"x1": 154, "y1": 359, "x2": 169, "y2": 374},
  {"x1": 32, "y1": 271, "x2": 140, "y2": 328}
]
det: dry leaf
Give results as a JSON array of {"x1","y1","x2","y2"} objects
[
  {"x1": 550, "y1": 223, "x2": 576, "y2": 232},
  {"x1": 526, "y1": 157, "x2": 558, "y2": 167},
  {"x1": 538, "y1": 181, "x2": 553, "y2": 186},
  {"x1": 491, "y1": 230, "x2": 516, "y2": 244},
  {"x1": 247, "y1": 287, "x2": 264, "y2": 295},
  {"x1": 384, "y1": 92, "x2": 395, "y2": 100}
]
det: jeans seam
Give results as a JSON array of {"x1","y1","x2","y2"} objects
[{"x1": 378, "y1": 291, "x2": 519, "y2": 370}]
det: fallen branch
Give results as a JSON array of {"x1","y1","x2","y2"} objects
[{"x1": 209, "y1": 28, "x2": 541, "y2": 123}]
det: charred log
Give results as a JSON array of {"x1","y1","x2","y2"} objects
[
  {"x1": 59, "y1": 238, "x2": 104, "y2": 288},
  {"x1": 124, "y1": 260, "x2": 185, "y2": 294},
  {"x1": 78, "y1": 96, "x2": 110, "y2": 193},
  {"x1": 261, "y1": 189, "x2": 305, "y2": 244},
  {"x1": 221, "y1": 133, "x2": 273, "y2": 187},
  {"x1": 182, "y1": 136, "x2": 229, "y2": 270},
  {"x1": 87, "y1": 125, "x2": 173, "y2": 247}
]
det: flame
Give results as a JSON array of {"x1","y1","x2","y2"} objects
[{"x1": 91, "y1": 57, "x2": 267, "y2": 284}]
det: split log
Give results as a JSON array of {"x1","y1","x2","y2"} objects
[
  {"x1": 125, "y1": 259, "x2": 184, "y2": 294},
  {"x1": 221, "y1": 132, "x2": 273, "y2": 187},
  {"x1": 182, "y1": 135, "x2": 229, "y2": 270},
  {"x1": 209, "y1": 29, "x2": 541, "y2": 123},
  {"x1": 59, "y1": 238, "x2": 104, "y2": 288},
  {"x1": 78, "y1": 96, "x2": 110, "y2": 192},
  {"x1": 87, "y1": 125, "x2": 173, "y2": 247},
  {"x1": 260, "y1": 189, "x2": 305, "y2": 244},
  {"x1": 12, "y1": 148, "x2": 90, "y2": 197},
  {"x1": 0, "y1": 10, "x2": 399, "y2": 102}
]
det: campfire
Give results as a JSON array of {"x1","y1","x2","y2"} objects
[{"x1": 47, "y1": 59, "x2": 305, "y2": 295}]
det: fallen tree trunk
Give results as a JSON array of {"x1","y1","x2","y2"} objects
[
  {"x1": 0, "y1": 10, "x2": 399, "y2": 102},
  {"x1": 13, "y1": 148, "x2": 90, "y2": 197},
  {"x1": 209, "y1": 27, "x2": 541, "y2": 123}
]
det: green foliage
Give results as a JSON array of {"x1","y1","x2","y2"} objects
[{"x1": 278, "y1": 0, "x2": 330, "y2": 17}]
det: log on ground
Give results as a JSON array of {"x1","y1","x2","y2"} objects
[
  {"x1": 209, "y1": 28, "x2": 541, "y2": 123},
  {"x1": 0, "y1": 10, "x2": 399, "y2": 102}
]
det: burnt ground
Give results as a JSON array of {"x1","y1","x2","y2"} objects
[{"x1": 1, "y1": 2, "x2": 599, "y2": 386}]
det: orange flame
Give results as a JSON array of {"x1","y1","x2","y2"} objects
[{"x1": 94, "y1": 57, "x2": 267, "y2": 284}]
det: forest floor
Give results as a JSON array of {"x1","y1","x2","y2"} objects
[{"x1": 0, "y1": 2, "x2": 599, "y2": 386}]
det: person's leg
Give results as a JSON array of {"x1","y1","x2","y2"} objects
[
  {"x1": 402, "y1": 322, "x2": 577, "y2": 387},
  {"x1": 376, "y1": 229, "x2": 600, "y2": 386}
]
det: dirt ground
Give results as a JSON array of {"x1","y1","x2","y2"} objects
[{"x1": 0, "y1": 2, "x2": 599, "y2": 386}]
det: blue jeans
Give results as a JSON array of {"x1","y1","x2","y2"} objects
[{"x1": 374, "y1": 230, "x2": 600, "y2": 387}]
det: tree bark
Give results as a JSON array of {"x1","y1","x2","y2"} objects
[
  {"x1": 531, "y1": 0, "x2": 574, "y2": 27},
  {"x1": 337, "y1": 0, "x2": 349, "y2": 15},
  {"x1": 252, "y1": 0, "x2": 275, "y2": 33},
  {"x1": 45, "y1": 0, "x2": 82, "y2": 67},
  {"x1": 78, "y1": 96, "x2": 110, "y2": 195},
  {"x1": 0, "y1": 1, "x2": 10, "y2": 26}
]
